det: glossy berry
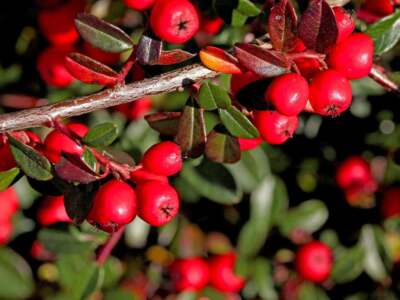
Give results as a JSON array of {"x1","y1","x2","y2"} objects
[
  {"x1": 38, "y1": 0, "x2": 84, "y2": 45},
  {"x1": 296, "y1": 241, "x2": 333, "y2": 283},
  {"x1": 170, "y1": 257, "x2": 210, "y2": 291},
  {"x1": 238, "y1": 137, "x2": 263, "y2": 151},
  {"x1": 200, "y1": 16, "x2": 224, "y2": 35},
  {"x1": 37, "y1": 46, "x2": 74, "y2": 88},
  {"x1": 130, "y1": 166, "x2": 169, "y2": 185},
  {"x1": 336, "y1": 156, "x2": 373, "y2": 190},
  {"x1": 150, "y1": 0, "x2": 200, "y2": 44},
  {"x1": 0, "y1": 187, "x2": 19, "y2": 223},
  {"x1": 136, "y1": 181, "x2": 180, "y2": 227},
  {"x1": 328, "y1": 33, "x2": 374, "y2": 80},
  {"x1": 0, "y1": 143, "x2": 16, "y2": 172},
  {"x1": 208, "y1": 252, "x2": 245, "y2": 293},
  {"x1": 254, "y1": 110, "x2": 298, "y2": 145},
  {"x1": 37, "y1": 196, "x2": 71, "y2": 226},
  {"x1": 333, "y1": 7, "x2": 355, "y2": 43},
  {"x1": 87, "y1": 180, "x2": 137, "y2": 233},
  {"x1": 142, "y1": 141, "x2": 182, "y2": 177},
  {"x1": 309, "y1": 70, "x2": 352, "y2": 116},
  {"x1": 124, "y1": 0, "x2": 156, "y2": 10},
  {"x1": 0, "y1": 222, "x2": 12, "y2": 245},
  {"x1": 43, "y1": 123, "x2": 88, "y2": 164},
  {"x1": 362, "y1": 0, "x2": 396, "y2": 16},
  {"x1": 381, "y1": 188, "x2": 400, "y2": 219},
  {"x1": 265, "y1": 73, "x2": 309, "y2": 116}
]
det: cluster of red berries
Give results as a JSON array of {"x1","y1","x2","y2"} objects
[
  {"x1": 0, "y1": 188, "x2": 19, "y2": 245},
  {"x1": 230, "y1": 7, "x2": 374, "y2": 148},
  {"x1": 357, "y1": 0, "x2": 398, "y2": 24},
  {"x1": 336, "y1": 156, "x2": 378, "y2": 206},
  {"x1": 169, "y1": 252, "x2": 245, "y2": 293},
  {"x1": 124, "y1": 0, "x2": 223, "y2": 44}
]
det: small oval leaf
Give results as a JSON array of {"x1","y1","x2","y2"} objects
[
  {"x1": 219, "y1": 106, "x2": 259, "y2": 138},
  {"x1": 145, "y1": 112, "x2": 181, "y2": 136},
  {"x1": 0, "y1": 167, "x2": 20, "y2": 191},
  {"x1": 200, "y1": 46, "x2": 242, "y2": 74},
  {"x1": 199, "y1": 81, "x2": 232, "y2": 110},
  {"x1": 83, "y1": 122, "x2": 118, "y2": 147},
  {"x1": 156, "y1": 49, "x2": 196, "y2": 65},
  {"x1": 205, "y1": 131, "x2": 241, "y2": 163},
  {"x1": 136, "y1": 35, "x2": 162, "y2": 65}
]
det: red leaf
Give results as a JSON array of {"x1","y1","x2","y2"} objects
[
  {"x1": 0, "y1": 94, "x2": 47, "y2": 109},
  {"x1": 298, "y1": 0, "x2": 338, "y2": 53},
  {"x1": 65, "y1": 52, "x2": 119, "y2": 86},
  {"x1": 55, "y1": 154, "x2": 100, "y2": 184},
  {"x1": 233, "y1": 43, "x2": 290, "y2": 77},
  {"x1": 199, "y1": 46, "x2": 242, "y2": 74},
  {"x1": 155, "y1": 49, "x2": 196, "y2": 66},
  {"x1": 145, "y1": 112, "x2": 182, "y2": 136},
  {"x1": 268, "y1": 0, "x2": 298, "y2": 52}
]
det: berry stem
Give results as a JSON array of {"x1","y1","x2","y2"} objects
[
  {"x1": 96, "y1": 225, "x2": 125, "y2": 265},
  {"x1": 369, "y1": 64, "x2": 400, "y2": 95}
]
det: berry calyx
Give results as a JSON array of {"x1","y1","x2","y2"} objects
[
  {"x1": 336, "y1": 156, "x2": 373, "y2": 190},
  {"x1": 43, "y1": 122, "x2": 88, "y2": 164},
  {"x1": 170, "y1": 257, "x2": 210, "y2": 291},
  {"x1": 333, "y1": 7, "x2": 355, "y2": 43},
  {"x1": 265, "y1": 73, "x2": 309, "y2": 116},
  {"x1": 142, "y1": 141, "x2": 182, "y2": 177},
  {"x1": 124, "y1": 0, "x2": 156, "y2": 11},
  {"x1": 238, "y1": 137, "x2": 263, "y2": 151},
  {"x1": 328, "y1": 33, "x2": 374, "y2": 80},
  {"x1": 208, "y1": 252, "x2": 245, "y2": 293},
  {"x1": 254, "y1": 110, "x2": 299, "y2": 145},
  {"x1": 150, "y1": 0, "x2": 200, "y2": 44},
  {"x1": 37, "y1": 196, "x2": 71, "y2": 226},
  {"x1": 381, "y1": 188, "x2": 400, "y2": 219},
  {"x1": 308, "y1": 70, "x2": 352, "y2": 116},
  {"x1": 136, "y1": 181, "x2": 180, "y2": 227},
  {"x1": 295, "y1": 241, "x2": 333, "y2": 283},
  {"x1": 87, "y1": 180, "x2": 137, "y2": 233}
]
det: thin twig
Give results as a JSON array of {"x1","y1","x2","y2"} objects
[
  {"x1": 96, "y1": 226, "x2": 125, "y2": 265},
  {"x1": 0, "y1": 64, "x2": 218, "y2": 133},
  {"x1": 369, "y1": 64, "x2": 400, "y2": 95}
]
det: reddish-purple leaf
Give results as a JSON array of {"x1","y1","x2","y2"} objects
[
  {"x1": 233, "y1": 43, "x2": 290, "y2": 77},
  {"x1": 0, "y1": 94, "x2": 47, "y2": 109},
  {"x1": 65, "y1": 52, "x2": 119, "y2": 86},
  {"x1": 55, "y1": 154, "x2": 100, "y2": 184},
  {"x1": 268, "y1": 0, "x2": 298, "y2": 52},
  {"x1": 136, "y1": 35, "x2": 162, "y2": 65},
  {"x1": 155, "y1": 49, "x2": 196, "y2": 65},
  {"x1": 145, "y1": 112, "x2": 182, "y2": 136},
  {"x1": 298, "y1": 0, "x2": 338, "y2": 53}
]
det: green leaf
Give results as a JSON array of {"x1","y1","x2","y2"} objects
[
  {"x1": 278, "y1": 200, "x2": 328, "y2": 236},
  {"x1": 253, "y1": 258, "x2": 278, "y2": 300},
  {"x1": 57, "y1": 254, "x2": 100, "y2": 300},
  {"x1": 202, "y1": 287, "x2": 226, "y2": 300},
  {"x1": 83, "y1": 122, "x2": 118, "y2": 147},
  {"x1": 75, "y1": 13, "x2": 133, "y2": 53},
  {"x1": 198, "y1": 81, "x2": 232, "y2": 110},
  {"x1": 0, "y1": 167, "x2": 19, "y2": 191},
  {"x1": 237, "y1": 0, "x2": 261, "y2": 16},
  {"x1": 219, "y1": 107, "x2": 259, "y2": 138},
  {"x1": 0, "y1": 247, "x2": 34, "y2": 299},
  {"x1": 331, "y1": 246, "x2": 365, "y2": 283},
  {"x1": 175, "y1": 104, "x2": 207, "y2": 158},
  {"x1": 104, "y1": 289, "x2": 137, "y2": 300},
  {"x1": 38, "y1": 229, "x2": 97, "y2": 255},
  {"x1": 205, "y1": 131, "x2": 241, "y2": 163},
  {"x1": 8, "y1": 134, "x2": 53, "y2": 181},
  {"x1": 177, "y1": 291, "x2": 198, "y2": 300},
  {"x1": 298, "y1": 282, "x2": 329, "y2": 300},
  {"x1": 82, "y1": 148, "x2": 97, "y2": 172},
  {"x1": 180, "y1": 160, "x2": 242, "y2": 204},
  {"x1": 231, "y1": 10, "x2": 248, "y2": 27},
  {"x1": 367, "y1": 11, "x2": 400, "y2": 55}
]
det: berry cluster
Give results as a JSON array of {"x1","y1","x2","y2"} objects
[{"x1": 169, "y1": 252, "x2": 245, "y2": 293}]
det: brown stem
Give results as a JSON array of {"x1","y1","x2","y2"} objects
[
  {"x1": 91, "y1": 148, "x2": 134, "y2": 180},
  {"x1": 0, "y1": 64, "x2": 218, "y2": 133},
  {"x1": 369, "y1": 64, "x2": 400, "y2": 95},
  {"x1": 96, "y1": 226, "x2": 125, "y2": 265}
]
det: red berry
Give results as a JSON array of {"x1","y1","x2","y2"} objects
[
  {"x1": 333, "y1": 7, "x2": 355, "y2": 43},
  {"x1": 309, "y1": 70, "x2": 352, "y2": 116},
  {"x1": 208, "y1": 252, "x2": 245, "y2": 293},
  {"x1": 170, "y1": 257, "x2": 210, "y2": 292},
  {"x1": 37, "y1": 46, "x2": 75, "y2": 88},
  {"x1": 0, "y1": 222, "x2": 13, "y2": 245},
  {"x1": 0, "y1": 143, "x2": 16, "y2": 172},
  {"x1": 362, "y1": 0, "x2": 395, "y2": 16},
  {"x1": 230, "y1": 71, "x2": 261, "y2": 95},
  {"x1": 124, "y1": 0, "x2": 156, "y2": 10},
  {"x1": 37, "y1": 196, "x2": 71, "y2": 226},
  {"x1": 265, "y1": 74, "x2": 309, "y2": 116},
  {"x1": 26, "y1": 131, "x2": 42, "y2": 145},
  {"x1": 87, "y1": 180, "x2": 137, "y2": 232},
  {"x1": 150, "y1": 0, "x2": 200, "y2": 44},
  {"x1": 295, "y1": 241, "x2": 333, "y2": 283},
  {"x1": 328, "y1": 33, "x2": 374, "y2": 80},
  {"x1": 381, "y1": 188, "x2": 400, "y2": 219},
  {"x1": 130, "y1": 165, "x2": 169, "y2": 184},
  {"x1": 344, "y1": 178, "x2": 377, "y2": 207},
  {"x1": 142, "y1": 141, "x2": 182, "y2": 177},
  {"x1": 336, "y1": 156, "x2": 373, "y2": 190},
  {"x1": 0, "y1": 187, "x2": 19, "y2": 223},
  {"x1": 136, "y1": 181, "x2": 180, "y2": 227},
  {"x1": 238, "y1": 137, "x2": 263, "y2": 151},
  {"x1": 254, "y1": 110, "x2": 298, "y2": 145},
  {"x1": 38, "y1": 0, "x2": 84, "y2": 45},
  {"x1": 66, "y1": 122, "x2": 89, "y2": 138},
  {"x1": 115, "y1": 97, "x2": 152, "y2": 120},
  {"x1": 43, "y1": 123, "x2": 88, "y2": 164},
  {"x1": 295, "y1": 58, "x2": 322, "y2": 79},
  {"x1": 200, "y1": 16, "x2": 224, "y2": 35},
  {"x1": 30, "y1": 241, "x2": 55, "y2": 261},
  {"x1": 83, "y1": 42, "x2": 121, "y2": 65}
]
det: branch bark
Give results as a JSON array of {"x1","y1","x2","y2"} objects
[{"x1": 0, "y1": 64, "x2": 218, "y2": 133}]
